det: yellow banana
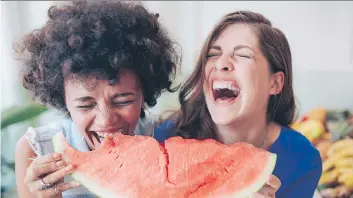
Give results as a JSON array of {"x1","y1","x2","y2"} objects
[
  {"x1": 319, "y1": 169, "x2": 338, "y2": 185},
  {"x1": 336, "y1": 149, "x2": 353, "y2": 158},
  {"x1": 327, "y1": 139, "x2": 353, "y2": 157},
  {"x1": 323, "y1": 149, "x2": 353, "y2": 172},
  {"x1": 342, "y1": 174, "x2": 353, "y2": 191},
  {"x1": 323, "y1": 157, "x2": 336, "y2": 172},
  {"x1": 334, "y1": 158, "x2": 353, "y2": 168},
  {"x1": 338, "y1": 172, "x2": 353, "y2": 183},
  {"x1": 336, "y1": 167, "x2": 353, "y2": 175}
]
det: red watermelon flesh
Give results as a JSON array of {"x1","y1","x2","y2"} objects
[{"x1": 53, "y1": 132, "x2": 277, "y2": 198}]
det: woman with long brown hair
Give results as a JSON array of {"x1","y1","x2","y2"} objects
[{"x1": 155, "y1": 10, "x2": 322, "y2": 197}]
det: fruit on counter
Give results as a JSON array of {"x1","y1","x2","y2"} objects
[
  {"x1": 318, "y1": 137, "x2": 353, "y2": 197},
  {"x1": 326, "y1": 139, "x2": 353, "y2": 157},
  {"x1": 320, "y1": 185, "x2": 350, "y2": 198},
  {"x1": 323, "y1": 146, "x2": 353, "y2": 172},
  {"x1": 297, "y1": 108, "x2": 353, "y2": 197},
  {"x1": 335, "y1": 158, "x2": 353, "y2": 168},
  {"x1": 337, "y1": 169, "x2": 353, "y2": 183},
  {"x1": 342, "y1": 174, "x2": 353, "y2": 191},
  {"x1": 319, "y1": 169, "x2": 339, "y2": 186},
  {"x1": 291, "y1": 119, "x2": 326, "y2": 143},
  {"x1": 316, "y1": 140, "x2": 332, "y2": 160},
  {"x1": 307, "y1": 108, "x2": 328, "y2": 123}
]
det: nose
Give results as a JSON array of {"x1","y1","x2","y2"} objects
[
  {"x1": 215, "y1": 55, "x2": 234, "y2": 72},
  {"x1": 95, "y1": 105, "x2": 119, "y2": 127}
]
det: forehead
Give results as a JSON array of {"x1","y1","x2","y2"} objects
[
  {"x1": 212, "y1": 23, "x2": 259, "y2": 50},
  {"x1": 65, "y1": 69, "x2": 140, "y2": 92}
]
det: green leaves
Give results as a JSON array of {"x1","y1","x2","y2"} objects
[{"x1": 1, "y1": 103, "x2": 48, "y2": 130}]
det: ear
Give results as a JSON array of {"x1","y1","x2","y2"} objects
[{"x1": 269, "y1": 71, "x2": 284, "y2": 95}]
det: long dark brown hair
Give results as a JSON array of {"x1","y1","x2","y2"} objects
[{"x1": 170, "y1": 10, "x2": 296, "y2": 140}]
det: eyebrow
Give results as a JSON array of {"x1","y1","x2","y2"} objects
[
  {"x1": 234, "y1": 45, "x2": 255, "y2": 52},
  {"x1": 209, "y1": 45, "x2": 255, "y2": 52},
  {"x1": 74, "y1": 92, "x2": 135, "y2": 102},
  {"x1": 209, "y1": 45, "x2": 221, "y2": 51}
]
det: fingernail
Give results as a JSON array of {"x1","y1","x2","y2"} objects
[
  {"x1": 53, "y1": 153, "x2": 61, "y2": 159},
  {"x1": 66, "y1": 165, "x2": 74, "y2": 171},
  {"x1": 73, "y1": 181, "x2": 81, "y2": 187}
]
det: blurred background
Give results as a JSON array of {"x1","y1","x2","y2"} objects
[{"x1": 1, "y1": 1, "x2": 353, "y2": 197}]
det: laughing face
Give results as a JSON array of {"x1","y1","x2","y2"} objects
[
  {"x1": 65, "y1": 69, "x2": 144, "y2": 150},
  {"x1": 203, "y1": 23, "x2": 280, "y2": 126}
]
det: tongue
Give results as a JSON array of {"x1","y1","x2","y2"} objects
[
  {"x1": 216, "y1": 96, "x2": 236, "y2": 104},
  {"x1": 222, "y1": 89, "x2": 237, "y2": 98}
]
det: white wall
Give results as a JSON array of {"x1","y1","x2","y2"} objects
[
  {"x1": 143, "y1": 1, "x2": 353, "y2": 115},
  {"x1": 2, "y1": 1, "x2": 352, "y2": 117}
]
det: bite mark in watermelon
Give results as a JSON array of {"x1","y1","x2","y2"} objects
[{"x1": 53, "y1": 132, "x2": 277, "y2": 198}]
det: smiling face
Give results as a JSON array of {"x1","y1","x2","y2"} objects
[
  {"x1": 64, "y1": 69, "x2": 144, "y2": 150},
  {"x1": 203, "y1": 23, "x2": 284, "y2": 126}
]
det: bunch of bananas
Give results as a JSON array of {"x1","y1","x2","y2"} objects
[
  {"x1": 319, "y1": 138, "x2": 353, "y2": 197},
  {"x1": 292, "y1": 108, "x2": 353, "y2": 197}
]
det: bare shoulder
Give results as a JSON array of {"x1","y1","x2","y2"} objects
[{"x1": 15, "y1": 135, "x2": 36, "y2": 160}]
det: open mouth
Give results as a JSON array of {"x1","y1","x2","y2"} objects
[
  {"x1": 92, "y1": 130, "x2": 124, "y2": 142},
  {"x1": 212, "y1": 80, "x2": 240, "y2": 104}
]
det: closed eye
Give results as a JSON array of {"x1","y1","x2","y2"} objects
[
  {"x1": 207, "y1": 53, "x2": 220, "y2": 58},
  {"x1": 76, "y1": 104, "x2": 95, "y2": 109},
  {"x1": 113, "y1": 100, "x2": 136, "y2": 107},
  {"x1": 234, "y1": 54, "x2": 251, "y2": 59}
]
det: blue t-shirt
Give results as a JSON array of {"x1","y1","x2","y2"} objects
[{"x1": 153, "y1": 121, "x2": 322, "y2": 198}]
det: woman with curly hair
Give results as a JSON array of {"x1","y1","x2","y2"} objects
[{"x1": 14, "y1": 1, "x2": 180, "y2": 197}]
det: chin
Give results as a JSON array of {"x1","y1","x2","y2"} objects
[{"x1": 208, "y1": 110, "x2": 239, "y2": 126}]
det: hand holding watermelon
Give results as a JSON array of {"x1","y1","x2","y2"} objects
[
  {"x1": 24, "y1": 153, "x2": 80, "y2": 197},
  {"x1": 252, "y1": 175, "x2": 281, "y2": 197}
]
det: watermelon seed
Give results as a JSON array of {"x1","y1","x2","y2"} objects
[
  {"x1": 109, "y1": 150, "x2": 112, "y2": 154},
  {"x1": 119, "y1": 163, "x2": 123, "y2": 168},
  {"x1": 115, "y1": 154, "x2": 120, "y2": 159}
]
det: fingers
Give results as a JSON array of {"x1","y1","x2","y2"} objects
[
  {"x1": 28, "y1": 160, "x2": 66, "y2": 182},
  {"x1": 32, "y1": 165, "x2": 75, "y2": 191},
  {"x1": 252, "y1": 175, "x2": 281, "y2": 198},
  {"x1": 251, "y1": 192, "x2": 267, "y2": 198},
  {"x1": 33, "y1": 153, "x2": 62, "y2": 165},
  {"x1": 33, "y1": 181, "x2": 80, "y2": 198},
  {"x1": 255, "y1": 184, "x2": 276, "y2": 197},
  {"x1": 25, "y1": 153, "x2": 63, "y2": 182},
  {"x1": 266, "y1": 175, "x2": 281, "y2": 189}
]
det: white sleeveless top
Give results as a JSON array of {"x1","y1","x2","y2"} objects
[{"x1": 25, "y1": 117, "x2": 156, "y2": 198}]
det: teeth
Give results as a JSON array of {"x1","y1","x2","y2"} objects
[
  {"x1": 212, "y1": 81, "x2": 239, "y2": 91},
  {"x1": 95, "y1": 131, "x2": 122, "y2": 140}
]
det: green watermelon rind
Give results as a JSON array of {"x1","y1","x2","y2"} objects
[
  {"x1": 234, "y1": 153, "x2": 277, "y2": 198},
  {"x1": 53, "y1": 132, "x2": 277, "y2": 198}
]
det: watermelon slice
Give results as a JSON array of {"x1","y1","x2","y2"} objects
[{"x1": 53, "y1": 132, "x2": 277, "y2": 198}]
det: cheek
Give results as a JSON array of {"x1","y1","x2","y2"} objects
[
  {"x1": 69, "y1": 109, "x2": 94, "y2": 133},
  {"x1": 120, "y1": 104, "x2": 142, "y2": 122},
  {"x1": 115, "y1": 99, "x2": 143, "y2": 129},
  {"x1": 239, "y1": 66, "x2": 269, "y2": 94},
  {"x1": 203, "y1": 63, "x2": 213, "y2": 91}
]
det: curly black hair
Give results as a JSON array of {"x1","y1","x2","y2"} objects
[{"x1": 16, "y1": 1, "x2": 181, "y2": 118}]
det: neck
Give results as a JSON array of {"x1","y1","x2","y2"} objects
[{"x1": 215, "y1": 114, "x2": 269, "y2": 148}]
